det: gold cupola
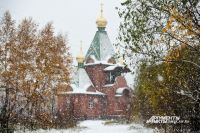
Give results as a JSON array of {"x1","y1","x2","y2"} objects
[
  {"x1": 96, "y1": 2, "x2": 107, "y2": 28},
  {"x1": 76, "y1": 41, "x2": 85, "y2": 65}
]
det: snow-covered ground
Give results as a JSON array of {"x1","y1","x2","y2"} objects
[{"x1": 15, "y1": 120, "x2": 154, "y2": 133}]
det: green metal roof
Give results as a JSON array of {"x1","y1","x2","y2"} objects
[{"x1": 85, "y1": 27, "x2": 115, "y2": 61}]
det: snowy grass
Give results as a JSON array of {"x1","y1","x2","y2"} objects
[
  {"x1": 15, "y1": 120, "x2": 155, "y2": 133},
  {"x1": 104, "y1": 119, "x2": 129, "y2": 125}
]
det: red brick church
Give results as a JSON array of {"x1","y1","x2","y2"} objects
[{"x1": 57, "y1": 5, "x2": 132, "y2": 119}]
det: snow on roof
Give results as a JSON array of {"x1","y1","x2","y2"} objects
[
  {"x1": 78, "y1": 68, "x2": 94, "y2": 89},
  {"x1": 84, "y1": 61, "x2": 114, "y2": 66},
  {"x1": 60, "y1": 85, "x2": 105, "y2": 95},
  {"x1": 64, "y1": 68, "x2": 105, "y2": 95},
  {"x1": 99, "y1": 31, "x2": 115, "y2": 61},
  {"x1": 85, "y1": 60, "x2": 126, "y2": 67},
  {"x1": 105, "y1": 55, "x2": 112, "y2": 62},
  {"x1": 103, "y1": 84, "x2": 114, "y2": 87},
  {"x1": 103, "y1": 64, "x2": 123, "y2": 71},
  {"x1": 104, "y1": 65, "x2": 118, "y2": 71},
  {"x1": 115, "y1": 94, "x2": 122, "y2": 97},
  {"x1": 124, "y1": 72, "x2": 134, "y2": 88},
  {"x1": 58, "y1": 84, "x2": 105, "y2": 95},
  {"x1": 70, "y1": 84, "x2": 77, "y2": 90},
  {"x1": 70, "y1": 66, "x2": 79, "y2": 85},
  {"x1": 116, "y1": 87, "x2": 129, "y2": 94},
  {"x1": 64, "y1": 90, "x2": 105, "y2": 95}
]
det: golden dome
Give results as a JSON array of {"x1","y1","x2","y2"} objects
[
  {"x1": 96, "y1": 16, "x2": 107, "y2": 28},
  {"x1": 96, "y1": 3, "x2": 107, "y2": 28},
  {"x1": 76, "y1": 41, "x2": 85, "y2": 63}
]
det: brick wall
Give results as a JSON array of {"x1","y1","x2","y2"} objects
[{"x1": 57, "y1": 63, "x2": 132, "y2": 119}]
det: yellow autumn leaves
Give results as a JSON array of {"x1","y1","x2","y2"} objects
[
  {"x1": 161, "y1": 5, "x2": 199, "y2": 47},
  {"x1": 162, "y1": 16, "x2": 174, "y2": 33}
]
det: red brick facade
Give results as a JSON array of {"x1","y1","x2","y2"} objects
[
  {"x1": 57, "y1": 10, "x2": 132, "y2": 119},
  {"x1": 57, "y1": 63, "x2": 132, "y2": 119}
]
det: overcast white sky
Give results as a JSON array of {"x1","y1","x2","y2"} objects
[{"x1": 0, "y1": 0, "x2": 121, "y2": 62}]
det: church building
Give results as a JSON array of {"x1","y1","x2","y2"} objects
[{"x1": 57, "y1": 5, "x2": 132, "y2": 119}]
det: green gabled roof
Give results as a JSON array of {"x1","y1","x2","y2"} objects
[
  {"x1": 86, "y1": 31, "x2": 101, "y2": 60},
  {"x1": 86, "y1": 27, "x2": 115, "y2": 61}
]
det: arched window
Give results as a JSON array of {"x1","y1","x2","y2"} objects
[
  {"x1": 66, "y1": 99, "x2": 71, "y2": 109},
  {"x1": 88, "y1": 99, "x2": 94, "y2": 109},
  {"x1": 123, "y1": 89, "x2": 130, "y2": 97}
]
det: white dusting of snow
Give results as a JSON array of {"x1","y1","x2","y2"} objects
[
  {"x1": 64, "y1": 67, "x2": 105, "y2": 95},
  {"x1": 180, "y1": 90, "x2": 185, "y2": 95},
  {"x1": 99, "y1": 32, "x2": 115, "y2": 61},
  {"x1": 65, "y1": 83, "x2": 105, "y2": 95},
  {"x1": 104, "y1": 65, "x2": 118, "y2": 71},
  {"x1": 124, "y1": 72, "x2": 134, "y2": 88},
  {"x1": 104, "y1": 63, "x2": 127, "y2": 71},
  {"x1": 60, "y1": 91, "x2": 105, "y2": 95},
  {"x1": 84, "y1": 61, "x2": 114, "y2": 66},
  {"x1": 115, "y1": 94, "x2": 122, "y2": 97},
  {"x1": 116, "y1": 87, "x2": 130, "y2": 94},
  {"x1": 70, "y1": 84, "x2": 77, "y2": 90},
  {"x1": 15, "y1": 120, "x2": 154, "y2": 133},
  {"x1": 103, "y1": 84, "x2": 114, "y2": 87},
  {"x1": 78, "y1": 68, "x2": 93, "y2": 89},
  {"x1": 157, "y1": 74, "x2": 164, "y2": 82},
  {"x1": 104, "y1": 66, "x2": 117, "y2": 71},
  {"x1": 83, "y1": 84, "x2": 92, "y2": 90},
  {"x1": 105, "y1": 55, "x2": 112, "y2": 62}
]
